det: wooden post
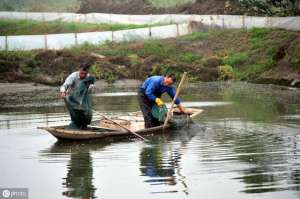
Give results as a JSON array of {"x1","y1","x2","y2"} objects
[{"x1": 163, "y1": 72, "x2": 187, "y2": 129}]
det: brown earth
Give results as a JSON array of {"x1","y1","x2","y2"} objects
[
  {"x1": 78, "y1": 0, "x2": 228, "y2": 14},
  {"x1": 254, "y1": 37, "x2": 300, "y2": 86},
  {"x1": 1, "y1": 28, "x2": 299, "y2": 88}
]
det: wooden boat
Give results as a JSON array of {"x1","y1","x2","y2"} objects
[{"x1": 38, "y1": 108, "x2": 203, "y2": 141}]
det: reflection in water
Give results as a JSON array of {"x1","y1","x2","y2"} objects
[
  {"x1": 140, "y1": 124, "x2": 204, "y2": 195},
  {"x1": 41, "y1": 141, "x2": 109, "y2": 199},
  {"x1": 63, "y1": 150, "x2": 95, "y2": 198},
  {"x1": 223, "y1": 86, "x2": 279, "y2": 122}
]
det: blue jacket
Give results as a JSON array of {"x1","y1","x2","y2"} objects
[{"x1": 140, "y1": 76, "x2": 181, "y2": 105}]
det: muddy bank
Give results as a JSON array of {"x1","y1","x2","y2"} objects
[
  {"x1": 0, "y1": 83, "x2": 52, "y2": 95},
  {"x1": 78, "y1": 0, "x2": 227, "y2": 15},
  {"x1": 0, "y1": 79, "x2": 141, "y2": 96},
  {"x1": 0, "y1": 28, "x2": 299, "y2": 88},
  {"x1": 78, "y1": 0, "x2": 300, "y2": 16},
  {"x1": 0, "y1": 79, "x2": 142, "y2": 111},
  {"x1": 1, "y1": 0, "x2": 299, "y2": 16}
]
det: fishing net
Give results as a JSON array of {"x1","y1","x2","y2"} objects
[
  {"x1": 64, "y1": 76, "x2": 95, "y2": 129},
  {"x1": 151, "y1": 105, "x2": 193, "y2": 129},
  {"x1": 151, "y1": 104, "x2": 168, "y2": 122},
  {"x1": 169, "y1": 113, "x2": 193, "y2": 129}
]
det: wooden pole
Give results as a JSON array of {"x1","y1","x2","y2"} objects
[
  {"x1": 93, "y1": 110, "x2": 148, "y2": 141},
  {"x1": 102, "y1": 115, "x2": 148, "y2": 141},
  {"x1": 163, "y1": 72, "x2": 187, "y2": 129}
]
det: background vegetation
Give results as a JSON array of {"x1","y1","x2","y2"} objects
[
  {"x1": 0, "y1": 19, "x2": 154, "y2": 35},
  {"x1": 0, "y1": 0, "x2": 299, "y2": 16},
  {"x1": 1, "y1": 28, "x2": 299, "y2": 87}
]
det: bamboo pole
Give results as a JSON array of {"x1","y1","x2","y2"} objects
[
  {"x1": 163, "y1": 72, "x2": 187, "y2": 129},
  {"x1": 102, "y1": 115, "x2": 148, "y2": 141},
  {"x1": 93, "y1": 110, "x2": 148, "y2": 141}
]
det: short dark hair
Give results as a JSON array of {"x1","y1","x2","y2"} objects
[
  {"x1": 166, "y1": 73, "x2": 176, "y2": 82},
  {"x1": 80, "y1": 63, "x2": 91, "y2": 71}
]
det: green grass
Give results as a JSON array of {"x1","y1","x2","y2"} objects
[
  {"x1": 181, "y1": 28, "x2": 299, "y2": 82},
  {"x1": 98, "y1": 39, "x2": 201, "y2": 62},
  {"x1": 233, "y1": 59, "x2": 275, "y2": 80},
  {"x1": 290, "y1": 42, "x2": 300, "y2": 68},
  {"x1": 0, "y1": 50, "x2": 33, "y2": 60},
  {"x1": 249, "y1": 28, "x2": 273, "y2": 49},
  {"x1": 99, "y1": 42, "x2": 134, "y2": 57},
  {"x1": 180, "y1": 31, "x2": 211, "y2": 41},
  {"x1": 137, "y1": 39, "x2": 178, "y2": 59},
  {"x1": 1, "y1": 27, "x2": 298, "y2": 86},
  {"x1": 0, "y1": 0, "x2": 80, "y2": 12},
  {"x1": 0, "y1": 19, "x2": 156, "y2": 36},
  {"x1": 223, "y1": 53, "x2": 248, "y2": 67},
  {"x1": 67, "y1": 28, "x2": 298, "y2": 83},
  {"x1": 179, "y1": 52, "x2": 201, "y2": 63}
]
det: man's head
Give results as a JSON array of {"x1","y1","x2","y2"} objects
[
  {"x1": 163, "y1": 74, "x2": 176, "y2": 86},
  {"x1": 79, "y1": 63, "x2": 90, "y2": 79}
]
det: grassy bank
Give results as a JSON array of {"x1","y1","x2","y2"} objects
[
  {"x1": 0, "y1": 28, "x2": 299, "y2": 87},
  {"x1": 0, "y1": 19, "x2": 155, "y2": 36},
  {"x1": 0, "y1": 0, "x2": 80, "y2": 12}
]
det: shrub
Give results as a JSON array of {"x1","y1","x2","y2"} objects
[
  {"x1": 128, "y1": 54, "x2": 140, "y2": 66},
  {"x1": 236, "y1": 0, "x2": 297, "y2": 16},
  {"x1": 223, "y1": 53, "x2": 248, "y2": 67},
  {"x1": 89, "y1": 64, "x2": 101, "y2": 79},
  {"x1": 179, "y1": 52, "x2": 201, "y2": 63},
  {"x1": 218, "y1": 65, "x2": 234, "y2": 80}
]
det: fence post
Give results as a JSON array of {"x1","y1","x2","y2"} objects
[
  {"x1": 149, "y1": 27, "x2": 152, "y2": 38},
  {"x1": 44, "y1": 35, "x2": 48, "y2": 50},
  {"x1": 5, "y1": 36, "x2": 8, "y2": 51},
  {"x1": 266, "y1": 16, "x2": 271, "y2": 28},
  {"x1": 75, "y1": 33, "x2": 78, "y2": 46},
  {"x1": 222, "y1": 17, "x2": 225, "y2": 29},
  {"x1": 42, "y1": 12, "x2": 45, "y2": 22}
]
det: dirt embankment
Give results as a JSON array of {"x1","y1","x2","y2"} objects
[
  {"x1": 0, "y1": 28, "x2": 299, "y2": 88},
  {"x1": 78, "y1": 0, "x2": 227, "y2": 14},
  {"x1": 77, "y1": 0, "x2": 300, "y2": 16}
]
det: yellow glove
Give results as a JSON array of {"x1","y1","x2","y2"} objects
[{"x1": 155, "y1": 98, "x2": 164, "y2": 107}]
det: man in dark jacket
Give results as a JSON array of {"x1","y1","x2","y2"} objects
[{"x1": 138, "y1": 74, "x2": 185, "y2": 128}]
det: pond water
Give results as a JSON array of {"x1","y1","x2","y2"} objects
[{"x1": 0, "y1": 82, "x2": 299, "y2": 199}]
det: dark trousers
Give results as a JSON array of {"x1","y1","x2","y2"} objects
[{"x1": 138, "y1": 89, "x2": 161, "y2": 128}]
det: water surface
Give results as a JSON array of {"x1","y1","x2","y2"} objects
[{"x1": 0, "y1": 82, "x2": 299, "y2": 199}]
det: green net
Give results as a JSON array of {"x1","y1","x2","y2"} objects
[
  {"x1": 64, "y1": 76, "x2": 95, "y2": 129},
  {"x1": 151, "y1": 104, "x2": 168, "y2": 122}
]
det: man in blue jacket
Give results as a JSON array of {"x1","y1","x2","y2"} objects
[{"x1": 138, "y1": 74, "x2": 185, "y2": 128}]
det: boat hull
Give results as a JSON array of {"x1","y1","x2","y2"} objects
[{"x1": 38, "y1": 108, "x2": 203, "y2": 141}]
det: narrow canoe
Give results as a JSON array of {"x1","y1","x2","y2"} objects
[{"x1": 38, "y1": 108, "x2": 203, "y2": 141}]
